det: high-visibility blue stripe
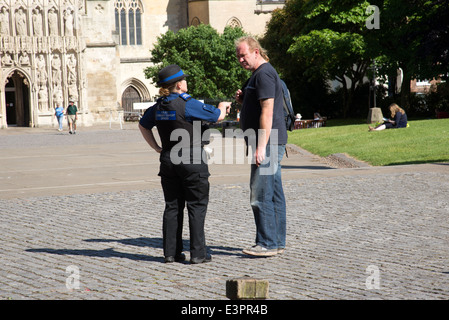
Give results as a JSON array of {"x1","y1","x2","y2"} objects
[{"x1": 159, "y1": 70, "x2": 185, "y2": 83}]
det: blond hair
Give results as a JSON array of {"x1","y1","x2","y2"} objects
[
  {"x1": 235, "y1": 36, "x2": 269, "y2": 61},
  {"x1": 389, "y1": 103, "x2": 405, "y2": 117},
  {"x1": 158, "y1": 82, "x2": 178, "y2": 97}
]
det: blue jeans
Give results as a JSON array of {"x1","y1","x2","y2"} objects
[
  {"x1": 57, "y1": 115, "x2": 63, "y2": 130},
  {"x1": 249, "y1": 144, "x2": 286, "y2": 250}
]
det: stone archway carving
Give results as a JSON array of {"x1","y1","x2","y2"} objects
[
  {"x1": 226, "y1": 17, "x2": 242, "y2": 28},
  {"x1": 121, "y1": 77, "x2": 151, "y2": 101},
  {"x1": 2, "y1": 68, "x2": 32, "y2": 127},
  {"x1": 0, "y1": 0, "x2": 86, "y2": 128},
  {"x1": 190, "y1": 17, "x2": 201, "y2": 27}
]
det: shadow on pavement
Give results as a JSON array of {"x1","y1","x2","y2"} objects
[{"x1": 25, "y1": 237, "x2": 246, "y2": 263}]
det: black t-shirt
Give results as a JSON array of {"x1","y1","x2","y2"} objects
[{"x1": 240, "y1": 63, "x2": 288, "y2": 145}]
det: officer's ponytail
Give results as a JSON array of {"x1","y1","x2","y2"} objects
[
  {"x1": 159, "y1": 82, "x2": 177, "y2": 97},
  {"x1": 159, "y1": 87, "x2": 170, "y2": 97}
]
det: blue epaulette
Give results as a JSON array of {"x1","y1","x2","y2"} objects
[{"x1": 179, "y1": 93, "x2": 192, "y2": 101}]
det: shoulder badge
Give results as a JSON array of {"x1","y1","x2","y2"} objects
[{"x1": 179, "y1": 93, "x2": 192, "y2": 101}]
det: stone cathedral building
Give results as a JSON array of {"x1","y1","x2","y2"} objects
[{"x1": 0, "y1": 0, "x2": 284, "y2": 128}]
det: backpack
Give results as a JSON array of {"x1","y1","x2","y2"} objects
[{"x1": 280, "y1": 79, "x2": 296, "y2": 131}]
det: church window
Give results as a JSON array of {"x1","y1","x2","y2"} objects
[
  {"x1": 114, "y1": 0, "x2": 143, "y2": 46},
  {"x1": 120, "y1": 9, "x2": 127, "y2": 45},
  {"x1": 135, "y1": 8, "x2": 142, "y2": 45},
  {"x1": 128, "y1": 9, "x2": 135, "y2": 45}
]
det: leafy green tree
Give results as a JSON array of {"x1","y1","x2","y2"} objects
[
  {"x1": 262, "y1": 1, "x2": 333, "y2": 118},
  {"x1": 376, "y1": 0, "x2": 449, "y2": 109},
  {"x1": 264, "y1": 0, "x2": 448, "y2": 117},
  {"x1": 144, "y1": 24, "x2": 250, "y2": 99},
  {"x1": 263, "y1": 0, "x2": 376, "y2": 117},
  {"x1": 419, "y1": 0, "x2": 449, "y2": 75}
]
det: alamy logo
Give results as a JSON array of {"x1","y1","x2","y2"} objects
[
  {"x1": 365, "y1": 265, "x2": 380, "y2": 290},
  {"x1": 366, "y1": 5, "x2": 380, "y2": 30},
  {"x1": 66, "y1": 265, "x2": 80, "y2": 290}
]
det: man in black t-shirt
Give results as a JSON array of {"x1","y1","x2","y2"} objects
[{"x1": 235, "y1": 36, "x2": 287, "y2": 257}]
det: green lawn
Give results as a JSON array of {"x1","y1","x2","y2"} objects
[{"x1": 288, "y1": 118, "x2": 449, "y2": 166}]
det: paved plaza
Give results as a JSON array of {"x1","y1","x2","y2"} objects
[{"x1": 0, "y1": 123, "x2": 448, "y2": 301}]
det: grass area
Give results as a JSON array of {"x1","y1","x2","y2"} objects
[{"x1": 288, "y1": 118, "x2": 449, "y2": 166}]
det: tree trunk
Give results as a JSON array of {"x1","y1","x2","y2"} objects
[
  {"x1": 339, "y1": 76, "x2": 350, "y2": 118},
  {"x1": 400, "y1": 65, "x2": 412, "y2": 110}
]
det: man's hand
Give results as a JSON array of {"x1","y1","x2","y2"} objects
[
  {"x1": 235, "y1": 89, "x2": 243, "y2": 104},
  {"x1": 254, "y1": 145, "x2": 266, "y2": 166}
]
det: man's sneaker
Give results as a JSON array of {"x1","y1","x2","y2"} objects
[
  {"x1": 242, "y1": 245, "x2": 278, "y2": 257},
  {"x1": 277, "y1": 248, "x2": 285, "y2": 254}
]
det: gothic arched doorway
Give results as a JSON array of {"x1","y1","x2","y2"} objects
[
  {"x1": 121, "y1": 86, "x2": 142, "y2": 121},
  {"x1": 5, "y1": 71, "x2": 31, "y2": 127}
]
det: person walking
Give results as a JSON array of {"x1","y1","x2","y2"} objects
[
  {"x1": 235, "y1": 36, "x2": 288, "y2": 257},
  {"x1": 66, "y1": 100, "x2": 77, "y2": 134},
  {"x1": 138, "y1": 64, "x2": 231, "y2": 264},
  {"x1": 54, "y1": 103, "x2": 64, "y2": 131}
]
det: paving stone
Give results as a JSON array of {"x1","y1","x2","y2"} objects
[{"x1": 0, "y1": 125, "x2": 448, "y2": 300}]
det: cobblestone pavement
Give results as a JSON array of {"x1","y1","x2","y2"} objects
[{"x1": 1, "y1": 124, "x2": 448, "y2": 301}]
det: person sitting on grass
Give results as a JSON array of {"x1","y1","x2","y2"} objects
[{"x1": 369, "y1": 103, "x2": 408, "y2": 131}]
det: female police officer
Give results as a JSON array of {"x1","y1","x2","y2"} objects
[{"x1": 139, "y1": 64, "x2": 231, "y2": 264}]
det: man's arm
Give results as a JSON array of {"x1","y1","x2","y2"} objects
[
  {"x1": 255, "y1": 98, "x2": 274, "y2": 166},
  {"x1": 139, "y1": 123, "x2": 162, "y2": 153}
]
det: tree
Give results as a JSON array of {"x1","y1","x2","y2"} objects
[
  {"x1": 263, "y1": 0, "x2": 376, "y2": 117},
  {"x1": 144, "y1": 24, "x2": 250, "y2": 99},
  {"x1": 377, "y1": 0, "x2": 449, "y2": 109},
  {"x1": 262, "y1": 1, "x2": 334, "y2": 118},
  {"x1": 264, "y1": 0, "x2": 449, "y2": 117},
  {"x1": 420, "y1": 0, "x2": 449, "y2": 75}
]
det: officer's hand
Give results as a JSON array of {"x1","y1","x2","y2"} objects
[
  {"x1": 225, "y1": 103, "x2": 231, "y2": 114},
  {"x1": 217, "y1": 102, "x2": 231, "y2": 121}
]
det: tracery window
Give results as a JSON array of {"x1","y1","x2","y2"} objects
[{"x1": 114, "y1": 0, "x2": 142, "y2": 46}]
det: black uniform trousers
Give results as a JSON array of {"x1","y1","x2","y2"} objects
[{"x1": 158, "y1": 150, "x2": 210, "y2": 259}]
